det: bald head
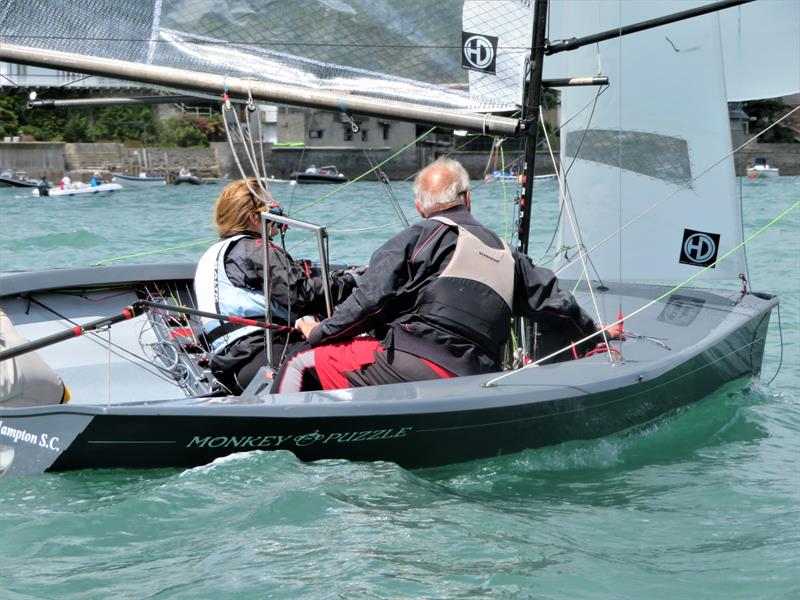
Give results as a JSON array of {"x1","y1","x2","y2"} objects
[{"x1": 413, "y1": 157, "x2": 470, "y2": 217}]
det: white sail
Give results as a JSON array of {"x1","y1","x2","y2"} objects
[
  {"x1": 554, "y1": 0, "x2": 746, "y2": 284},
  {"x1": 719, "y1": 0, "x2": 800, "y2": 101}
]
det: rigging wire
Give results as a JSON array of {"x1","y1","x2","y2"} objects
[
  {"x1": 540, "y1": 112, "x2": 613, "y2": 363},
  {"x1": 361, "y1": 148, "x2": 410, "y2": 227},
  {"x1": 540, "y1": 99, "x2": 606, "y2": 287},
  {"x1": 485, "y1": 199, "x2": 799, "y2": 387},
  {"x1": 293, "y1": 127, "x2": 435, "y2": 215},
  {"x1": 21, "y1": 294, "x2": 180, "y2": 386},
  {"x1": 535, "y1": 85, "x2": 608, "y2": 264}
]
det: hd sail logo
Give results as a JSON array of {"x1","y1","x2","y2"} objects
[
  {"x1": 679, "y1": 229, "x2": 720, "y2": 268},
  {"x1": 461, "y1": 31, "x2": 498, "y2": 74}
]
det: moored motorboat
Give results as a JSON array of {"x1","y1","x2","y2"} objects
[
  {"x1": 0, "y1": 169, "x2": 41, "y2": 188},
  {"x1": 290, "y1": 165, "x2": 349, "y2": 184},
  {"x1": 173, "y1": 174, "x2": 203, "y2": 185},
  {"x1": 112, "y1": 172, "x2": 167, "y2": 187},
  {"x1": 173, "y1": 168, "x2": 203, "y2": 185},
  {"x1": 32, "y1": 182, "x2": 123, "y2": 197},
  {"x1": 746, "y1": 158, "x2": 780, "y2": 179}
]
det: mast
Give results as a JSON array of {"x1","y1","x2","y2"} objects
[{"x1": 516, "y1": 0, "x2": 550, "y2": 256}]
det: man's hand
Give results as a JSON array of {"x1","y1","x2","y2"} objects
[
  {"x1": 599, "y1": 322, "x2": 626, "y2": 341},
  {"x1": 295, "y1": 317, "x2": 320, "y2": 339}
]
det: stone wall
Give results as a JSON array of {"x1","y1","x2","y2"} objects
[
  {"x1": 269, "y1": 146, "x2": 415, "y2": 179},
  {"x1": 0, "y1": 142, "x2": 65, "y2": 181},
  {"x1": 63, "y1": 144, "x2": 225, "y2": 179},
  {"x1": 2, "y1": 139, "x2": 796, "y2": 184}
]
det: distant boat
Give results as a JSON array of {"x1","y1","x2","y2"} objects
[
  {"x1": 290, "y1": 165, "x2": 348, "y2": 184},
  {"x1": 32, "y1": 182, "x2": 123, "y2": 197},
  {"x1": 112, "y1": 172, "x2": 166, "y2": 187},
  {"x1": 484, "y1": 171, "x2": 556, "y2": 184},
  {"x1": 484, "y1": 170, "x2": 519, "y2": 183},
  {"x1": 173, "y1": 169, "x2": 203, "y2": 185},
  {"x1": 0, "y1": 169, "x2": 40, "y2": 188},
  {"x1": 746, "y1": 158, "x2": 779, "y2": 179}
]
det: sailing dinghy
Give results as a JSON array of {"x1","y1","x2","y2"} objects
[{"x1": 0, "y1": 0, "x2": 796, "y2": 477}]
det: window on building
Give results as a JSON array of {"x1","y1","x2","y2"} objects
[
  {"x1": 343, "y1": 128, "x2": 353, "y2": 142},
  {"x1": 361, "y1": 129, "x2": 369, "y2": 142},
  {"x1": 382, "y1": 123, "x2": 391, "y2": 140},
  {"x1": 308, "y1": 129, "x2": 324, "y2": 139}
]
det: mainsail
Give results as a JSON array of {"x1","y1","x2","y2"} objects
[
  {"x1": 552, "y1": 0, "x2": 753, "y2": 284},
  {"x1": 719, "y1": 0, "x2": 800, "y2": 102}
]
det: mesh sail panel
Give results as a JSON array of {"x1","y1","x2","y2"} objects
[{"x1": 2, "y1": 0, "x2": 523, "y2": 111}]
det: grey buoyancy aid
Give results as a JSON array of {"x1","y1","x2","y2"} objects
[
  {"x1": 415, "y1": 215, "x2": 515, "y2": 359},
  {"x1": 194, "y1": 235, "x2": 288, "y2": 353},
  {"x1": 0, "y1": 309, "x2": 68, "y2": 407}
]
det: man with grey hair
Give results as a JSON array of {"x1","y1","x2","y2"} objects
[{"x1": 271, "y1": 157, "x2": 601, "y2": 392}]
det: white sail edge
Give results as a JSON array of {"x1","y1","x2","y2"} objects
[{"x1": 719, "y1": 0, "x2": 800, "y2": 102}]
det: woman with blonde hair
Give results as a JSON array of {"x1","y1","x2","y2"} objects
[{"x1": 194, "y1": 178, "x2": 351, "y2": 393}]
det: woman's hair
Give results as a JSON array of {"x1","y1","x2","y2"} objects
[
  {"x1": 413, "y1": 157, "x2": 470, "y2": 215},
  {"x1": 213, "y1": 178, "x2": 271, "y2": 237}
]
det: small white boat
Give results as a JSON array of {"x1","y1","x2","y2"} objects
[
  {"x1": 112, "y1": 172, "x2": 166, "y2": 187},
  {"x1": 484, "y1": 171, "x2": 556, "y2": 184},
  {"x1": 32, "y1": 182, "x2": 123, "y2": 197},
  {"x1": 746, "y1": 158, "x2": 779, "y2": 179}
]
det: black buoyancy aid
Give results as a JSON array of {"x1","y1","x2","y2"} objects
[{"x1": 414, "y1": 215, "x2": 515, "y2": 360}]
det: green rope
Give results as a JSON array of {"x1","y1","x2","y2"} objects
[
  {"x1": 642, "y1": 200, "x2": 799, "y2": 307},
  {"x1": 486, "y1": 199, "x2": 799, "y2": 386},
  {"x1": 95, "y1": 237, "x2": 217, "y2": 265},
  {"x1": 293, "y1": 127, "x2": 436, "y2": 215}
]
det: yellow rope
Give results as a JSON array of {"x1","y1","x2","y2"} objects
[
  {"x1": 95, "y1": 238, "x2": 216, "y2": 265},
  {"x1": 485, "y1": 199, "x2": 800, "y2": 386},
  {"x1": 499, "y1": 142, "x2": 510, "y2": 240}
]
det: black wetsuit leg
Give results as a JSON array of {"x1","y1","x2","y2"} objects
[{"x1": 345, "y1": 348, "x2": 446, "y2": 388}]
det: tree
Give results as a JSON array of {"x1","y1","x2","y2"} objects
[
  {"x1": 0, "y1": 102, "x2": 19, "y2": 139},
  {"x1": 743, "y1": 99, "x2": 796, "y2": 143}
]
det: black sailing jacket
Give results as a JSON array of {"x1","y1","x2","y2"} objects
[
  {"x1": 223, "y1": 232, "x2": 356, "y2": 323},
  {"x1": 306, "y1": 205, "x2": 598, "y2": 376}
]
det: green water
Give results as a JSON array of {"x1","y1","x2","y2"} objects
[{"x1": 0, "y1": 177, "x2": 798, "y2": 598}]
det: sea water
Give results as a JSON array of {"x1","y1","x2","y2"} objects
[{"x1": 0, "y1": 177, "x2": 797, "y2": 598}]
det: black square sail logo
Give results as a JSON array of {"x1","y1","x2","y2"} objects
[
  {"x1": 679, "y1": 229, "x2": 720, "y2": 268},
  {"x1": 461, "y1": 31, "x2": 498, "y2": 74}
]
